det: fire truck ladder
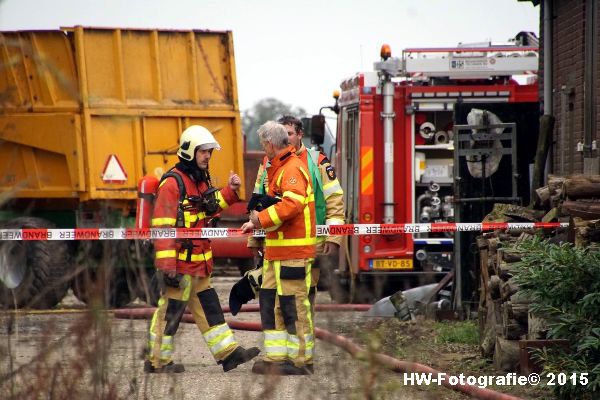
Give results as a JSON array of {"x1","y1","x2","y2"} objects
[{"x1": 402, "y1": 45, "x2": 538, "y2": 80}]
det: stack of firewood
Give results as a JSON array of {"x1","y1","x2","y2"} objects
[
  {"x1": 535, "y1": 175, "x2": 600, "y2": 246},
  {"x1": 476, "y1": 204, "x2": 544, "y2": 371},
  {"x1": 478, "y1": 175, "x2": 600, "y2": 371}
]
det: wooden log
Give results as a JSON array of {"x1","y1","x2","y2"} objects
[
  {"x1": 547, "y1": 175, "x2": 565, "y2": 195},
  {"x1": 561, "y1": 200, "x2": 600, "y2": 220},
  {"x1": 515, "y1": 232, "x2": 534, "y2": 245},
  {"x1": 497, "y1": 248, "x2": 523, "y2": 263},
  {"x1": 548, "y1": 175, "x2": 565, "y2": 208},
  {"x1": 487, "y1": 237, "x2": 500, "y2": 253},
  {"x1": 528, "y1": 312, "x2": 549, "y2": 340},
  {"x1": 501, "y1": 280, "x2": 520, "y2": 302},
  {"x1": 508, "y1": 302, "x2": 529, "y2": 325},
  {"x1": 510, "y1": 290, "x2": 531, "y2": 305},
  {"x1": 479, "y1": 301, "x2": 502, "y2": 357},
  {"x1": 503, "y1": 322, "x2": 527, "y2": 340},
  {"x1": 483, "y1": 203, "x2": 544, "y2": 223},
  {"x1": 541, "y1": 207, "x2": 560, "y2": 222},
  {"x1": 572, "y1": 217, "x2": 600, "y2": 247},
  {"x1": 530, "y1": 114, "x2": 554, "y2": 206},
  {"x1": 479, "y1": 248, "x2": 489, "y2": 304},
  {"x1": 488, "y1": 275, "x2": 502, "y2": 300},
  {"x1": 564, "y1": 175, "x2": 600, "y2": 199},
  {"x1": 502, "y1": 302, "x2": 527, "y2": 339},
  {"x1": 479, "y1": 303, "x2": 498, "y2": 358},
  {"x1": 476, "y1": 236, "x2": 488, "y2": 250},
  {"x1": 535, "y1": 185, "x2": 550, "y2": 208},
  {"x1": 493, "y1": 337, "x2": 521, "y2": 372},
  {"x1": 498, "y1": 261, "x2": 516, "y2": 280}
]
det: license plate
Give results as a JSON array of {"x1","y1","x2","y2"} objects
[{"x1": 371, "y1": 258, "x2": 413, "y2": 270}]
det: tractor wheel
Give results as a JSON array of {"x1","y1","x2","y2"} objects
[
  {"x1": 0, "y1": 217, "x2": 70, "y2": 309},
  {"x1": 71, "y1": 240, "x2": 133, "y2": 308}
]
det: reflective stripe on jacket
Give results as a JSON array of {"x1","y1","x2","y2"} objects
[
  {"x1": 257, "y1": 146, "x2": 316, "y2": 260},
  {"x1": 152, "y1": 167, "x2": 239, "y2": 276},
  {"x1": 249, "y1": 144, "x2": 345, "y2": 248}
]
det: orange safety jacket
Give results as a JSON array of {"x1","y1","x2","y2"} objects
[
  {"x1": 152, "y1": 167, "x2": 238, "y2": 276},
  {"x1": 257, "y1": 146, "x2": 316, "y2": 260}
]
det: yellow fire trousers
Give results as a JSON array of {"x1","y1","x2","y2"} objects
[
  {"x1": 147, "y1": 274, "x2": 238, "y2": 368},
  {"x1": 259, "y1": 259, "x2": 314, "y2": 367}
]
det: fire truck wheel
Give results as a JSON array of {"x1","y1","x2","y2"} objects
[
  {"x1": 0, "y1": 217, "x2": 70, "y2": 309},
  {"x1": 71, "y1": 241, "x2": 133, "y2": 308}
]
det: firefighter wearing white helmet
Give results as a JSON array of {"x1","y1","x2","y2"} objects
[
  {"x1": 144, "y1": 124, "x2": 259, "y2": 374},
  {"x1": 177, "y1": 125, "x2": 221, "y2": 161}
]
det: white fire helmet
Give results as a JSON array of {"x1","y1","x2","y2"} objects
[{"x1": 177, "y1": 125, "x2": 221, "y2": 161}]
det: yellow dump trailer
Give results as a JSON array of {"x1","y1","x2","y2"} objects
[{"x1": 0, "y1": 27, "x2": 245, "y2": 308}]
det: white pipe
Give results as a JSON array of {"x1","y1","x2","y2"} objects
[{"x1": 382, "y1": 79, "x2": 395, "y2": 223}]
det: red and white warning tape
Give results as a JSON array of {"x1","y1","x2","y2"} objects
[{"x1": 0, "y1": 222, "x2": 568, "y2": 241}]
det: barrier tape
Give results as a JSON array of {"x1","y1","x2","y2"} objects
[{"x1": 0, "y1": 222, "x2": 568, "y2": 241}]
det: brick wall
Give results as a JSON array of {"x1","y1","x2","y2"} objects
[{"x1": 540, "y1": 0, "x2": 600, "y2": 174}]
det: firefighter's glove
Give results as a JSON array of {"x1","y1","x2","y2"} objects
[
  {"x1": 247, "y1": 193, "x2": 281, "y2": 213},
  {"x1": 163, "y1": 273, "x2": 184, "y2": 288},
  {"x1": 228, "y1": 268, "x2": 262, "y2": 316}
]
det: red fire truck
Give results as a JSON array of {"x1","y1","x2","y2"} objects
[{"x1": 320, "y1": 38, "x2": 540, "y2": 306}]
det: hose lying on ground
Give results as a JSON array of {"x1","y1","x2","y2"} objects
[{"x1": 113, "y1": 308, "x2": 522, "y2": 400}]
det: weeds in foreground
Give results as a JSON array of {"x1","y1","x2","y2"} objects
[{"x1": 434, "y1": 320, "x2": 479, "y2": 346}]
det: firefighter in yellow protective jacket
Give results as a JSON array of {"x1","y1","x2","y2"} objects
[
  {"x1": 145, "y1": 125, "x2": 259, "y2": 373},
  {"x1": 241, "y1": 121, "x2": 316, "y2": 375},
  {"x1": 248, "y1": 116, "x2": 344, "y2": 304}
]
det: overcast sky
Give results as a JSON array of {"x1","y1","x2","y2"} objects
[{"x1": 0, "y1": 0, "x2": 540, "y2": 117}]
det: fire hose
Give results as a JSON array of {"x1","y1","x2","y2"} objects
[{"x1": 113, "y1": 307, "x2": 522, "y2": 400}]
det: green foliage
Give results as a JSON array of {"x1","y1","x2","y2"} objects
[
  {"x1": 513, "y1": 237, "x2": 600, "y2": 399},
  {"x1": 242, "y1": 97, "x2": 306, "y2": 151},
  {"x1": 434, "y1": 321, "x2": 479, "y2": 345}
]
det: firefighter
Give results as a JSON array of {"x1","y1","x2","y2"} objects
[
  {"x1": 231, "y1": 115, "x2": 344, "y2": 370},
  {"x1": 145, "y1": 125, "x2": 260, "y2": 373},
  {"x1": 275, "y1": 115, "x2": 344, "y2": 302},
  {"x1": 241, "y1": 121, "x2": 316, "y2": 375}
]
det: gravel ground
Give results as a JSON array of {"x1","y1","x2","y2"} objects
[{"x1": 0, "y1": 277, "x2": 417, "y2": 400}]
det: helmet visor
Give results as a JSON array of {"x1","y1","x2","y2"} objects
[{"x1": 197, "y1": 142, "x2": 221, "y2": 151}]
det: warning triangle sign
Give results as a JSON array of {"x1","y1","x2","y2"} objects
[{"x1": 102, "y1": 154, "x2": 128, "y2": 183}]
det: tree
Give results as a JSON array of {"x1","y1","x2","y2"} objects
[{"x1": 242, "y1": 97, "x2": 306, "y2": 151}]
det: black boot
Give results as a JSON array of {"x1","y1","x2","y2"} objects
[
  {"x1": 144, "y1": 360, "x2": 185, "y2": 373},
  {"x1": 280, "y1": 361, "x2": 311, "y2": 375},
  {"x1": 251, "y1": 360, "x2": 287, "y2": 375},
  {"x1": 251, "y1": 360, "x2": 311, "y2": 375},
  {"x1": 221, "y1": 346, "x2": 261, "y2": 372}
]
